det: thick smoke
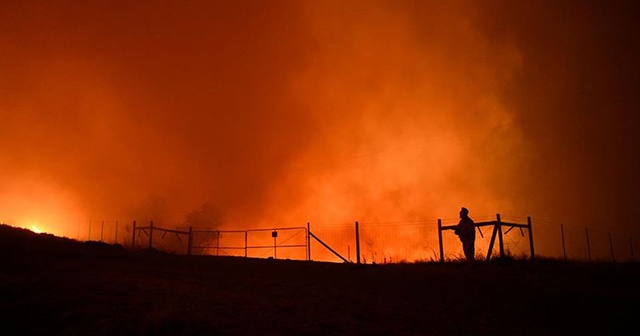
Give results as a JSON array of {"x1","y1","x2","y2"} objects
[{"x1": 1, "y1": 1, "x2": 639, "y2": 253}]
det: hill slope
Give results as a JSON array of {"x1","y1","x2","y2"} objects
[{"x1": 1, "y1": 224, "x2": 638, "y2": 335}]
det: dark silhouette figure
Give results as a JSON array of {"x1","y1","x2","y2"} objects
[{"x1": 454, "y1": 207, "x2": 476, "y2": 261}]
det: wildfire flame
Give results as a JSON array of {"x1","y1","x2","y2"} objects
[{"x1": 29, "y1": 225, "x2": 42, "y2": 234}]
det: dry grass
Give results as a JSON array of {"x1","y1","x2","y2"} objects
[{"x1": 1, "y1": 224, "x2": 638, "y2": 335}]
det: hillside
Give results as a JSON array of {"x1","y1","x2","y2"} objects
[{"x1": 0, "y1": 223, "x2": 638, "y2": 335}]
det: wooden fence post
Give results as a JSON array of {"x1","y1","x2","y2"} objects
[
  {"x1": 586, "y1": 227, "x2": 592, "y2": 261},
  {"x1": 437, "y1": 219, "x2": 444, "y2": 263},
  {"x1": 307, "y1": 222, "x2": 311, "y2": 261},
  {"x1": 355, "y1": 221, "x2": 361, "y2": 264},
  {"x1": 609, "y1": 233, "x2": 615, "y2": 262},
  {"x1": 486, "y1": 225, "x2": 498, "y2": 261},
  {"x1": 527, "y1": 216, "x2": 535, "y2": 261},
  {"x1": 497, "y1": 214, "x2": 504, "y2": 259}
]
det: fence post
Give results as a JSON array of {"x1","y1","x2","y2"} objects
[
  {"x1": 355, "y1": 221, "x2": 361, "y2": 264},
  {"x1": 608, "y1": 233, "x2": 615, "y2": 262},
  {"x1": 527, "y1": 216, "x2": 535, "y2": 261},
  {"x1": 272, "y1": 230, "x2": 278, "y2": 259},
  {"x1": 307, "y1": 222, "x2": 311, "y2": 261},
  {"x1": 437, "y1": 219, "x2": 444, "y2": 263},
  {"x1": 187, "y1": 226, "x2": 193, "y2": 256},
  {"x1": 586, "y1": 227, "x2": 592, "y2": 261},
  {"x1": 497, "y1": 214, "x2": 504, "y2": 259},
  {"x1": 132, "y1": 220, "x2": 137, "y2": 250},
  {"x1": 561, "y1": 223, "x2": 567, "y2": 261},
  {"x1": 149, "y1": 220, "x2": 154, "y2": 249}
]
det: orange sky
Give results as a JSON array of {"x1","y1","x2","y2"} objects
[{"x1": 1, "y1": 1, "x2": 639, "y2": 258}]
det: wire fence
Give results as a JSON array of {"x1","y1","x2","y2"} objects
[{"x1": 73, "y1": 215, "x2": 639, "y2": 263}]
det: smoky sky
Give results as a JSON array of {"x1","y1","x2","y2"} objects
[{"x1": 1, "y1": 0, "x2": 639, "y2": 238}]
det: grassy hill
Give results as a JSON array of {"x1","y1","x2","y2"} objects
[{"x1": 1, "y1": 223, "x2": 638, "y2": 335}]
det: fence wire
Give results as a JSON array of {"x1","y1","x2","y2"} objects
[{"x1": 77, "y1": 215, "x2": 639, "y2": 263}]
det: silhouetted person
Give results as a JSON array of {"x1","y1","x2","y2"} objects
[{"x1": 454, "y1": 207, "x2": 476, "y2": 261}]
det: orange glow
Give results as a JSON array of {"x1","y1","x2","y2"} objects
[
  {"x1": 28, "y1": 225, "x2": 42, "y2": 234},
  {"x1": 1, "y1": 1, "x2": 638, "y2": 261},
  {"x1": 0, "y1": 176, "x2": 83, "y2": 238}
]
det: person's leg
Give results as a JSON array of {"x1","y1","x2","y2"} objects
[
  {"x1": 463, "y1": 240, "x2": 475, "y2": 261},
  {"x1": 470, "y1": 239, "x2": 475, "y2": 261}
]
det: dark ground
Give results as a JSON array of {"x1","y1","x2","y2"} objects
[{"x1": 1, "y1": 224, "x2": 638, "y2": 336}]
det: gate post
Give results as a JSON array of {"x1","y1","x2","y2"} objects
[
  {"x1": 355, "y1": 221, "x2": 361, "y2": 264},
  {"x1": 307, "y1": 222, "x2": 311, "y2": 261},
  {"x1": 527, "y1": 216, "x2": 535, "y2": 261},
  {"x1": 497, "y1": 214, "x2": 505, "y2": 258},
  {"x1": 438, "y1": 219, "x2": 444, "y2": 262}
]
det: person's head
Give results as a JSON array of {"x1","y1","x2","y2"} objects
[{"x1": 459, "y1": 207, "x2": 469, "y2": 218}]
